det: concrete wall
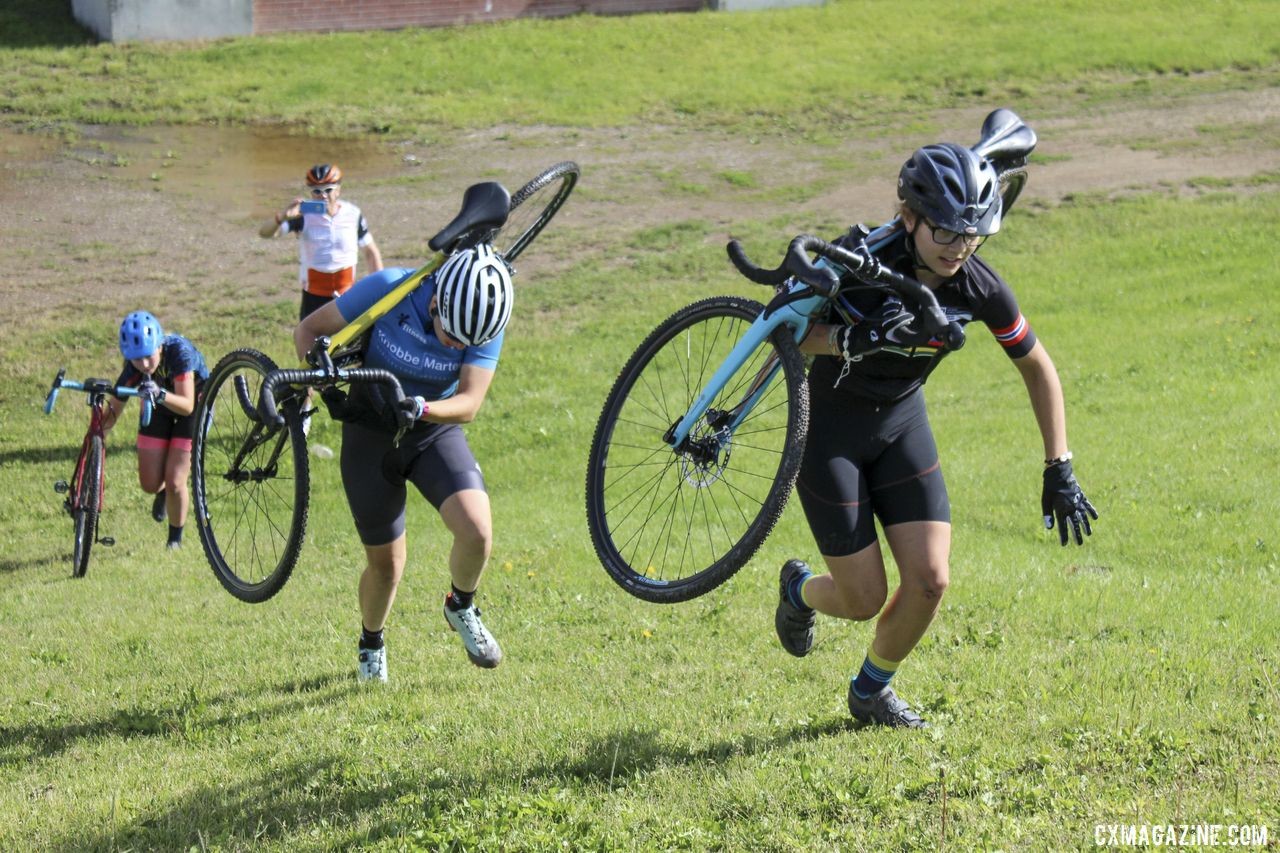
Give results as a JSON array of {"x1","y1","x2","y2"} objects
[
  {"x1": 72, "y1": 0, "x2": 821, "y2": 41},
  {"x1": 253, "y1": 0, "x2": 705, "y2": 33},
  {"x1": 72, "y1": 0, "x2": 252, "y2": 41}
]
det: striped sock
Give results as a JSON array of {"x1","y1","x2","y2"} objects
[
  {"x1": 851, "y1": 648, "x2": 901, "y2": 699},
  {"x1": 785, "y1": 568, "x2": 813, "y2": 611}
]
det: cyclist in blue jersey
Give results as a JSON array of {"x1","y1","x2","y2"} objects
[
  {"x1": 774, "y1": 143, "x2": 1098, "y2": 728},
  {"x1": 294, "y1": 245, "x2": 515, "y2": 683},
  {"x1": 102, "y1": 311, "x2": 210, "y2": 550}
]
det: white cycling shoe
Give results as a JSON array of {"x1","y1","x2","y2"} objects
[
  {"x1": 357, "y1": 646, "x2": 388, "y2": 683},
  {"x1": 443, "y1": 600, "x2": 502, "y2": 669}
]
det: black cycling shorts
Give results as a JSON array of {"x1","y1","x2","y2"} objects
[
  {"x1": 339, "y1": 420, "x2": 486, "y2": 546},
  {"x1": 795, "y1": 387, "x2": 950, "y2": 557},
  {"x1": 299, "y1": 291, "x2": 335, "y2": 322},
  {"x1": 137, "y1": 386, "x2": 204, "y2": 449}
]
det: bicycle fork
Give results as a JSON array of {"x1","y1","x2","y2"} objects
[{"x1": 663, "y1": 296, "x2": 814, "y2": 456}]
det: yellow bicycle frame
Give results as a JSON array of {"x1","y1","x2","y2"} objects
[{"x1": 316, "y1": 251, "x2": 447, "y2": 362}]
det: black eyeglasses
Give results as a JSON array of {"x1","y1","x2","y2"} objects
[
  {"x1": 922, "y1": 219, "x2": 987, "y2": 249},
  {"x1": 310, "y1": 186, "x2": 338, "y2": 197}
]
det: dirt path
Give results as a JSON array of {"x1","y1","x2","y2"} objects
[{"x1": 1, "y1": 85, "x2": 1276, "y2": 325}]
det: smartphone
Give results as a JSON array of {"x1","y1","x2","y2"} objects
[{"x1": 299, "y1": 200, "x2": 327, "y2": 215}]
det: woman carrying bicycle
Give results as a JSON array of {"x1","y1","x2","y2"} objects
[
  {"x1": 774, "y1": 143, "x2": 1098, "y2": 728},
  {"x1": 103, "y1": 311, "x2": 209, "y2": 550},
  {"x1": 293, "y1": 245, "x2": 515, "y2": 683}
]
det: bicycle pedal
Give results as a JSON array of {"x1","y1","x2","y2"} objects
[
  {"x1": 53, "y1": 480, "x2": 69, "y2": 493},
  {"x1": 98, "y1": 537, "x2": 116, "y2": 547}
]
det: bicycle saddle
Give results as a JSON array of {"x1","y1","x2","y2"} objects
[
  {"x1": 972, "y1": 108, "x2": 1038, "y2": 170},
  {"x1": 428, "y1": 181, "x2": 511, "y2": 253}
]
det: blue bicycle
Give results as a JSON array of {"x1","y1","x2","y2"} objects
[{"x1": 586, "y1": 109, "x2": 1036, "y2": 602}]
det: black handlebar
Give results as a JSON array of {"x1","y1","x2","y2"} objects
[
  {"x1": 726, "y1": 236, "x2": 966, "y2": 351},
  {"x1": 258, "y1": 366, "x2": 407, "y2": 427},
  {"x1": 257, "y1": 337, "x2": 408, "y2": 428}
]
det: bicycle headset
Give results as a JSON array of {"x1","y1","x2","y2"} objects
[
  {"x1": 897, "y1": 143, "x2": 1002, "y2": 236},
  {"x1": 119, "y1": 311, "x2": 163, "y2": 360},
  {"x1": 306, "y1": 164, "x2": 343, "y2": 186},
  {"x1": 434, "y1": 244, "x2": 514, "y2": 347}
]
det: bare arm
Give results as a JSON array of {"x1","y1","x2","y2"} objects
[
  {"x1": 294, "y1": 300, "x2": 348, "y2": 361},
  {"x1": 1013, "y1": 340, "x2": 1069, "y2": 460},
  {"x1": 100, "y1": 395, "x2": 127, "y2": 434},
  {"x1": 159, "y1": 372, "x2": 198, "y2": 417},
  {"x1": 362, "y1": 238, "x2": 384, "y2": 273},
  {"x1": 412, "y1": 364, "x2": 495, "y2": 425},
  {"x1": 799, "y1": 323, "x2": 843, "y2": 357},
  {"x1": 259, "y1": 199, "x2": 302, "y2": 239}
]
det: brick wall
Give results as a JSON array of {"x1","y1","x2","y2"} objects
[{"x1": 254, "y1": 0, "x2": 707, "y2": 33}]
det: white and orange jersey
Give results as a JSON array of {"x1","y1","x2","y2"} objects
[{"x1": 281, "y1": 200, "x2": 373, "y2": 295}]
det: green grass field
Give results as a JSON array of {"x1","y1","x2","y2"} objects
[{"x1": 1, "y1": 1, "x2": 1278, "y2": 849}]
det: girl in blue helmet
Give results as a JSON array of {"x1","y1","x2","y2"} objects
[
  {"x1": 103, "y1": 311, "x2": 209, "y2": 549},
  {"x1": 773, "y1": 141, "x2": 1098, "y2": 728}
]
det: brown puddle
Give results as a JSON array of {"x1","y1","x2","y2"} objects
[{"x1": 0, "y1": 123, "x2": 425, "y2": 221}]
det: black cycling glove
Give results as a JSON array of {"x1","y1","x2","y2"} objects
[
  {"x1": 840, "y1": 298, "x2": 935, "y2": 358},
  {"x1": 1042, "y1": 458, "x2": 1098, "y2": 546},
  {"x1": 395, "y1": 395, "x2": 428, "y2": 431}
]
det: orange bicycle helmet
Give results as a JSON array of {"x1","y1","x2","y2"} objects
[{"x1": 306, "y1": 164, "x2": 343, "y2": 186}]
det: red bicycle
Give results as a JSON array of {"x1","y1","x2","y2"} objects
[{"x1": 44, "y1": 369, "x2": 153, "y2": 578}]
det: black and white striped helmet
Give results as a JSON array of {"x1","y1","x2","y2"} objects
[{"x1": 434, "y1": 244, "x2": 514, "y2": 346}]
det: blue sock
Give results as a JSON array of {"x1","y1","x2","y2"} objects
[
  {"x1": 851, "y1": 649, "x2": 900, "y2": 699},
  {"x1": 785, "y1": 568, "x2": 813, "y2": 610}
]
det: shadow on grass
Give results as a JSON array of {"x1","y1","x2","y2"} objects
[
  {"x1": 533, "y1": 716, "x2": 853, "y2": 786},
  {"x1": 0, "y1": 0, "x2": 95, "y2": 48},
  {"x1": 0, "y1": 671, "x2": 353, "y2": 768},
  {"x1": 0, "y1": 554, "x2": 64, "y2": 574},
  {"x1": 37, "y1": 715, "x2": 859, "y2": 849},
  {"x1": 0, "y1": 444, "x2": 82, "y2": 467}
]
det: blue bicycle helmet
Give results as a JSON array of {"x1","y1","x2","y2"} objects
[
  {"x1": 119, "y1": 311, "x2": 163, "y2": 360},
  {"x1": 898, "y1": 142, "x2": 1003, "y2": 236}
]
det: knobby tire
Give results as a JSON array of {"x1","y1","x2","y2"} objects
[
  {"x1": 71, "y1": 436, "x2": 103, "y2": 578},
  {"x1": 586, "y1": 296, "x2": 809, "y2": 603},
  {"x1": 192, "y1": 349, "x2": 309, "y2": 603},
  {"x1": 494, "y1": 161, "x2": 579, "y2": 262}
]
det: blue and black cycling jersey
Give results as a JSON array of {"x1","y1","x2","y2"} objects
[
  {"x1": 114, "y1": 333, "x2": 209, "y2": 394},
  {"x1": 335, "y1": 267, "x2": 503, "y2": 401},
  {"x1": 810, "y1": 230, "x2": 1038, "y2": 404}
]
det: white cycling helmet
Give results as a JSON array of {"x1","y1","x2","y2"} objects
[{"x1": 434, "y1": 244, "x2": 514, "y2": 346}]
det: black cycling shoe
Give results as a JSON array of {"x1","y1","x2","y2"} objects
[
  {"x1": 151, "y1": 489, "x2": 167, "y2": 523},
  {"x1": 775, "y1": 559, "x2": 816, "y2": 657},
  {"x1": 847, "y1": 684, "x2": 928, "y2": 729}
]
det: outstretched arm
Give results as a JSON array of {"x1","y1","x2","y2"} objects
[
  {"x1": 1014, "y1": 341, "x2": 1098, "y2": 545},
  {"x1": 1012, "y1": 341, "x2": 1068, "y2": 460}
]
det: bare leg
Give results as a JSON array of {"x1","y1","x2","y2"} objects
[
  {"x1": 437, "y1": 489, "x2": 493, "y2": 593},
  {"x1": 163, "y1": 447, "x2": 192, "y2": 527},
  {"x1": 359, "y1": 535, "x2": 407, "y2": 632},
  {"x1": 798, "y1": 520, "x2": 950, "y2": 660}
]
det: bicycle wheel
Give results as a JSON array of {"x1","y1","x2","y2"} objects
[
  {"x1": 71, "y1": 436, "x2": 102, "y2": 578},
  {"x1": 999, "y1": 166, "x2": 1028, "y2": 214},
  {"x1": 586, "y1": 296, "x2": 810, "y2": 603},
  {"x1": 192, "y1": 349, "x2": 309, "y2": 603},
  {"x1": 493, "y1": 161, "x2": 578, "y2": 262}
]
